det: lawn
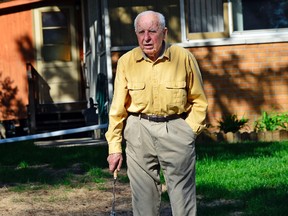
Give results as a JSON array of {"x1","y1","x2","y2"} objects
[
  {"x1": 196, "y1": 141, "x2": 288, "y2": 215},
  {"x1": 0, "y1": 140, "x2": 287, "y2": 215}
]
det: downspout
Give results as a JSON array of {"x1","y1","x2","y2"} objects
[
  {"x1": 180, "y1": 0, "x2": 187, "y2": 42},
  {"x1": 80, "y1": 0, "x2": 89, "y2": 102},
  {"x1": 102, "y1": 0, "x2": 113, "y2": 110},
  {"x1": 227, "y1": 0, "x2": 233, "y2": 36},
  {"x1": 81, "y1": 0, "x2": 86, "y2": 67}
]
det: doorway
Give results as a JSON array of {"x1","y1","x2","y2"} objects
[{"x1": 33, "y1": 6, "x2": 81, "y2": 103}]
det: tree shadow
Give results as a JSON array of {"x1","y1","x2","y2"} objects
[
  {"x1": 108, "y1": 3, "x2": 288, "y2": 129},
  {"x1": 0, "y1": 72, "x2": 26, "y2": 120},
  {"x1": 0, "y1": 142, "x2": 109, "y2": 186},
  {"x1": 15, "y1": 35, "x2": 35, "y2": 63},
  {"x1": 194, "y1": 45, "x2": 288, "y2": 127},
  {"x1": 197, "y1": 183, "x2": 288, "y2": 216},
  {"x1": 195, "y1": 141, "x2": 286, "y2": 161}
]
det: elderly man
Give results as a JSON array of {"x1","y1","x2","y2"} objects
[{"x1": 105, "y1": 10, "x2": 208, "y2": 216}]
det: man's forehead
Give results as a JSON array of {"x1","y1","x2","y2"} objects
[{"x1": 137, "y1": 19, "x2": 159, "y2": 29}]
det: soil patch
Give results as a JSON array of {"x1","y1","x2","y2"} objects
[{"x1": 0, "y1": 172, "x2": 172, "y2": 216}]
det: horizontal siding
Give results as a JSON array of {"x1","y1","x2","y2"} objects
[{"x1": 0, "y1": 10, "x2": 33, "y2": 120}]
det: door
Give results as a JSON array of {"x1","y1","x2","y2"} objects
[{"x1": 34, "y1": 6, "x2": 81, "y2": 103}]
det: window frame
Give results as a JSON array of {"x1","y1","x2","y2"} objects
[
  {"x1": 185, "y1": 0, "x2": 231, "y2": 40},
  {"x1": 180, "y1": 0, "x2": 288, "y2": 46}
]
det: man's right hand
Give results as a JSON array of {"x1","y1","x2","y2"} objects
[{"x1": 107, "y1": 153, "x2": 123, "y2": 173}]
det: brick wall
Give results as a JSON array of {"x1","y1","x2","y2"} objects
[
  {"x1": 188, "y1": 42, "x2": 288, "y2": 131},
  {"x1": 111, "y1": 42, "x2": 288, "y2": 132}
]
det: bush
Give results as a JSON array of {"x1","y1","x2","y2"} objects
[
  {"x1": 218, "y1": 114, "x2": 249, "y2": 133},
  {"x1": 254, "y1": 111, "x2": 288, "y2": 132}
]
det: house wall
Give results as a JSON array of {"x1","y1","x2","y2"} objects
[
  {"x1": 108, "y1": 0, "x2": 181, "y2": 46},
  {"x1": 111, "y1": 42, "x2": 288, "y2": 131},
  {"x1": 0, "y1": 0, "x2": 82, "y2": 122},
  {"x1": 189, "y1": 42, "x2": 288, "y2": 131},
  {"x1": 0, "y1": 10, "x2": 34, "y2": 121}
]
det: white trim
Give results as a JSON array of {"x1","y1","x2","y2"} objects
[
  {"x1": 103, "y1": 0, "x2": 114, "y2": 107},
  {"x1": 227, "y1": 2, "x2": 233, "y2": 36},
  {"x1": 110, "y1": 32, "x2": 288, "y2": 51},
  {"x1": 181, "y1": 35, "x2": 288, "y2": 48},
  {"x1": 180, "y1": 0, "x2": 187, "y2": 42},
  {"x1": 179, "y1": 33, "x2": 288, "y2": 48},
  {"x1": 81, "y1": 0, "x2": 87, "y2": 65}
]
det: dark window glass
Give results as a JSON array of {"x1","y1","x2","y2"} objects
[
  {"x1": 43, "y1": 29, "x2": 69, "y2": 44},
  {"x1": 41, "y1": 9, "x2": 71, "y2": 62},
  {"x1": 242, "y1": 0, "x2": 288, "y2": 30},
  {"x1": 42, "y1": 11, "x2": 68, "y2": 27}
]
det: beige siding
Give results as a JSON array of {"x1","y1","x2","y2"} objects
[{"x1": 108, "y1": 0, "x2": 181, "y2": 46}]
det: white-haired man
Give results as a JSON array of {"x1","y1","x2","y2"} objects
[{"x1": 106, "y1": 10, "x2": 208, "y2": 216}]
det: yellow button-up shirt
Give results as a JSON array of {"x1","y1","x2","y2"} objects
[{"x1": 105, "y1": 44, "x2": 208, "y2": 154}]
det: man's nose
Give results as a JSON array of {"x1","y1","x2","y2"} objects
[{"x1": 144, "y1": 31, "x2": 151, "y2": 40}]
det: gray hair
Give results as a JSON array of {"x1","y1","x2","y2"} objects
[{"x1": 134, "y1": 11, "x2": 166, "y2": 31}]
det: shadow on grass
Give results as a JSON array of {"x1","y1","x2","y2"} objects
[
  {"x1": 196, "y1": 141, "x2": 288, "y2": 160},
  {"x1": 196, "y1": 183, "x2": 288, "y2": 216},
  {"x1": 0, "y1": 141, "x2": 113, "y2": 186},
  {"x1": 1, "y1": 140, "x2": 287, "y2": 215}
]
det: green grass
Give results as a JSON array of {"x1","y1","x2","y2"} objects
[
  {"x1": 0, "y1": 141, "x2": 111, "y2": 186},
  {"x1": 0, "y1": 140, "x2": 288, "y2": 215},
  {"x1": 196, "y1": 141, "x2": 288, "y2": 216}
]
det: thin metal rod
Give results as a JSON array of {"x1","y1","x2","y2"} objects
[
  {"x1": 0, "y1": 124, "x2": 108, "y2": 144},
  {"x1": 110, "y1": 170, "x2": 118, "y2": 216}
]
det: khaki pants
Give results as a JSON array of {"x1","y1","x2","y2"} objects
[{"x1": 124, "y1": 115, "x2": 197, "y2": 216}]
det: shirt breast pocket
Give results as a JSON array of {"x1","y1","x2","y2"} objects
[
  {"x1": 127, "y1": 82, "x2": 147, "y2": 108},
  {"x1": 165, "y1": 81, "x2": 187, "y2": 106}
]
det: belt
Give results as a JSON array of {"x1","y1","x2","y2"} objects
[{"x1": 129, "y1": 113, "x2": 185, "y2": 122}]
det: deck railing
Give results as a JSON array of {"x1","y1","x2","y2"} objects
[{"x1": 26, "y1": 63, "x2": 51, "y2": 133}]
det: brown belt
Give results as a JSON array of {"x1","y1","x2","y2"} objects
[{"x1": 129, "y1": 113, "x2": 186, "y2": 122}]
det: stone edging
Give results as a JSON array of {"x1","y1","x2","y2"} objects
[{"x1": 197, "y1": 130, "x2": 288, "y2": 143}]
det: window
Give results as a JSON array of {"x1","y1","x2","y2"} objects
[
  {"x1": 41, "y1": 10, "x2": 71, "y2": 61},
  {"x1": 186, "y1": 0, "x2": 230, "y2": 40},
  {"x1": 185, "y1": 0, "x2": 288, "y2": 41},
  {"x1": 232, "y1": 0, "x2": 288, "y2": 31}
]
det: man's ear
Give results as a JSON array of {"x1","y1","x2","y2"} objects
[{"x1": 163, "y1": 27, "x2": 168, "y2": 38}]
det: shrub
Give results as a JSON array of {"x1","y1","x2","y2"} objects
[
  {"x1": 254, "y1": 111, "x2": 288, "y2": 132},
  {"x1": 218, "y1": 114, "x2": 249, "y2": 133}
]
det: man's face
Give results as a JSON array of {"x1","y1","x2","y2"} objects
[{"x1": 135, "y1": 13, "x2": 167, "y2": 61}]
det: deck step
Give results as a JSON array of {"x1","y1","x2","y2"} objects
[{"x1": 33, "y1": 102, "x2": 94, "y2": 138}]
